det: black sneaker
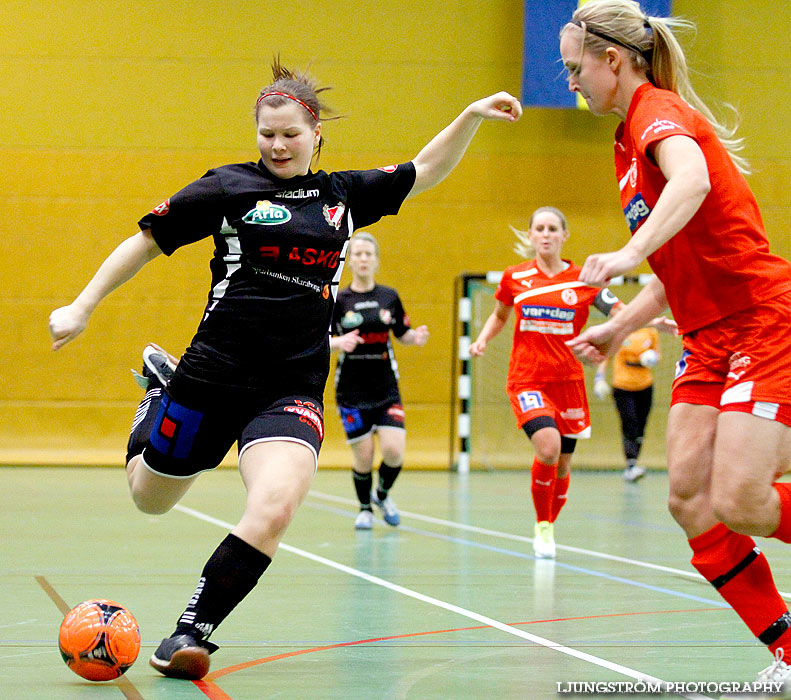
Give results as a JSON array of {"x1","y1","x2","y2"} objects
[
  {"x1": 132, "y1": 343, "x2": 178, "y2": 390},
  {"x1": 149, "y1": 634, "x2": 218, "y2": 680}
]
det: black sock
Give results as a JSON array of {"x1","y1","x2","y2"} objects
[
  {"x1": 377, "y1": 461, "x2": 402, "y2": 498},
  {"x1": 352, "y1": 469, "x2": 373, "y2": 509},
  {"x1": 174, "y1": 533, "x2": 271, "y2": 641},
  {"x1": 126, "y1": 387, "x2": 164, "y2": 462}
]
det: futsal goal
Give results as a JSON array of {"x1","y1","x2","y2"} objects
[{"x1": 450, "y1": 272, "x2": 683, "y2": 473}]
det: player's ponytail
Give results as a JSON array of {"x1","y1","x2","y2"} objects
[{"x1": 565, "y1": 0, "x2": 749, "y2": 174}]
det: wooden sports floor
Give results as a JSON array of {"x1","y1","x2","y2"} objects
[{"x1": 3, "y1": 466, "x2": 789, "y2": 700}]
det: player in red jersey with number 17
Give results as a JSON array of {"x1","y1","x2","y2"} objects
[
  {"x1": 470, "y1": 207, "x2": 622, "y2": 559},
  {"x1": 560, "y1": 0, "x2": 791, "y2": 691}
]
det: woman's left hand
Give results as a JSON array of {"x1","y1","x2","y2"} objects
[{"x1": 411, "y1": 325, "x2": 429, "y2": 347}]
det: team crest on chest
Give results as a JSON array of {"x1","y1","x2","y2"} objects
[
  {"x1": 561, "y1": 288, "x2": 578, "y2": 305},
  {"x1": 323, "y1": 202, "x2": 346, "y2": 230},
  {"x1": 243, "y1": 200, "x2": 292, "y2": 225}
]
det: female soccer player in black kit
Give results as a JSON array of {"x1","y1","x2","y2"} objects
[
  {"x1": 330, "y1": 231, "x2": 429, "y2": 530},
  {"x1": 48, "y1": 60, "x2": 521, "y2": 680}
]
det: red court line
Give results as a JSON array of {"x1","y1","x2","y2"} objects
[{"x1": 193, "y1": 607, "x2": 722, "y2": 698}]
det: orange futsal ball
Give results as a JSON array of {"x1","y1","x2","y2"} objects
[{"x1": 58, "y1": 599, "x2": 140, "y2": 681}]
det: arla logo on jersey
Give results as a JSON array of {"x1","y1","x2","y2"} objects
[
  {"x1": 341, "y1": 310, "x2": 363, "y2": 328},
  {"x1": 243, "y1": 200, "x2": 292, "y2": 225},
  {"x1": 323, "y1": 202, "x2": 346, "y2": 230},
  {"x1": 623, "y1": 193, "x2": 651, "y2": 232}
]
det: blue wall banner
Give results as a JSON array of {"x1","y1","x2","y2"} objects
[{"x1": 522, "y1": 0, "x2": 673, "y2": 108}]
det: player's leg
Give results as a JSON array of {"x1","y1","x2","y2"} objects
[
  {"x1": 524, "y1": 418, "x2": 561, "y2": 559},
  {"x1": 370, "y1": 404, "x2": 406, "y2": 527},
  {"x1": 552, "y1": 439, "x2": 575, "y2": 522},
  {"x1": 669, "y1": 402, "x2": 791, "y2": 665},
  {"x1": 125, "y1": 347, "x2": 227, "y2": 514},
  {"x1": 338, "y1": 405, "x2": 377, "y2": 529},
  {"x1": 150, "y1": 396, "x2": 322, "y2": 680},
  {"x1": 350, "y1": 434, "x2": 376, "y2": 529},
  {"x1": 614, "y1": 388, "x2": 646, "y2": 481}
]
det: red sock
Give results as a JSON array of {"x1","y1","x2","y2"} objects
[
  {"x1": 690, "y1": 523, "x2": 791, "y2": 654},
  {"x1": 530, "y1": 458, "x2": 556, "y2": 523},
  {"x1": 771, "y1": 483, "x2": 791, "y2": 543},
  {"x1": 551, "y1": 474, "x2": 570, "y2": 523}
]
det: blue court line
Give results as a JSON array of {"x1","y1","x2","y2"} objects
[{"x1": 306, "y1": 501, "x2": 730, "y2": 610}]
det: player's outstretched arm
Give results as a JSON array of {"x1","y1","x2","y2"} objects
[
  {"x1": 408, "y1": 92, "x2": 522, "y2": 200},
  {"x1": 49, "y1": 229, "x2": 162, "y2": 351}
]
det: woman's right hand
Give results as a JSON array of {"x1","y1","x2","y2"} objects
[
  {"x1": 336, "y1": 330, "x2": 364, "y2": 352},
  {"x1": 49, "y1": 304, "x2": 89, "y2": 351},
  {"x1": 469, "y1": 339, "x2": 486, "y2": 357}
]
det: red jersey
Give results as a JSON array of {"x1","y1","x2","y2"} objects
[
  {"x1": 495, "y1": 260, "x2": 613, "y2": 385},
  {"x1": 615, "y1": 83, "x2": 791, "y2": 334}
]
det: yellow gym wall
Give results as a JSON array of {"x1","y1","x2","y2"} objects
[{"x1": 1, "y1": 1, "x2": 789, "y2": 467}]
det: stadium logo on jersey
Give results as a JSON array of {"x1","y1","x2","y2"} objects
[
  {"x1": 378, "y1": 165, "x2": 397, "y2": 173},
  {"x1": 623, "y1": 193, "x2": 651, "y2": 232},
  {"x1": 561, "y1": 288, "x2": 578, "y2": 306},
  {"x1": 276, "y1": 187, "x2": 319, "y2": 199},
  {"x1": 641, "y1": 118, "x2": 682, "y2": 141},
  {"x1": 243, "y1": 200, "x2": 292, "y2": 225},
  {"x1": 151, "y1": 199, "x2": 170, "y2": 216},
  {"x1": 323, "y1": 202, "x2": 346, "y2": 230},
  {"x1": 341, "y1": 310, "x2": 363, "y2": 328}
]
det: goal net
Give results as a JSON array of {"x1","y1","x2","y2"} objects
[{"x1": 450, "y1": 272, "x2": 683, "y2": 472}]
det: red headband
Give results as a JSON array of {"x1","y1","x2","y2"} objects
[{"x1": 256, "y1": 91, "x2": 319, "y2": 121}]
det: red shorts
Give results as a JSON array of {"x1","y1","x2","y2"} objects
[
  {"x1": 672, "y1": 291, "x2": 791, "y2": 427},
  {"x1": 507, "y1": 379, "x2": 591, "y2": 438}
]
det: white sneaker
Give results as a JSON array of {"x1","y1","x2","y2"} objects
[
  {"x1": 722, "y1": 649, "x2": 791, "y2": 699},
  {"x1": 533, "y1": 521, "x2": 556, "y2": 559},
  {"x1": 371, "y1": 490, "x2": 400, "y2": 526},
  {"x1": 623, "y1": 464, "x2": 647, "y2": 482},
  {"x1": 354, "y1": 509, "x2": 374, "y2": 530}
]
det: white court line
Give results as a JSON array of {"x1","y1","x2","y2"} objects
[
  {"x1": 307, "y1": 490, "x2": 791, "y2": 601},
  {"x1": 174, "y1": 503, "x2": 713, "y2": 700}
]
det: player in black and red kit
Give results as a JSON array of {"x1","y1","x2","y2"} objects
[
  {"x1": 330, "y1": 232, "x2": 429, "y2": 529},
  {"x1": 48, "y1": 59, "x2": 521, "y2": 680}
]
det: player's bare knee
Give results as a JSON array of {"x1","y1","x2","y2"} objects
[{"x1": 131, "y1": 491, "x2": 171, "y2": 515}]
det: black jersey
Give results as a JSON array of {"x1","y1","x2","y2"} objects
[
  {"x1": 138, "y1": 160, "x2": 416, "y2": 398},
  {"x1": 332, "y1": 284, "x2": 411, "y2": 408}
]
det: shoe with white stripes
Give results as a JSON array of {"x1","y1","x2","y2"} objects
[
  {"x1": 132, "y1": 343, "x2": 178, "y2": 390},
  {"x1": 149, "y1": 633, "x2": 218, "y2": 680},
  {"x1": 371, "y1": 490, "x2": 400, "y2": 527}
]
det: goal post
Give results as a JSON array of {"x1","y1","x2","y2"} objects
[{"x1": 450, "y1": 271, "x2": 682, "y2": 473}]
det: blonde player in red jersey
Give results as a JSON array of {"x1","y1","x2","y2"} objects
[
  {"x1": 560, "y1": 0, "x2": 791, "y2": 691},
  {"x1": 469, "y1": 207, "x2": 621, "y2": 559}
]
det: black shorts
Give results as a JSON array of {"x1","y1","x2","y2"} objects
[
  {"x1": 337, "y1": 401, "x2": 405, "y2": 443},
  {"x1": 141, "y1": 379, "x2": 324, "y2": 479}
]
